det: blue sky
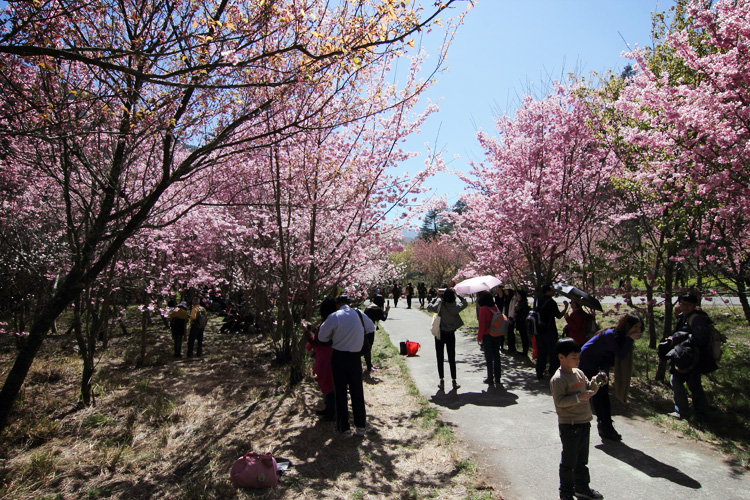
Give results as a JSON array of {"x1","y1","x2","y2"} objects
[{"x1": 399, "y1": 0, "x2": 667, "y2": 214}]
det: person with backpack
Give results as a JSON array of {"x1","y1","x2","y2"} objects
[
  {"x1": 664, "y1": 292, "x2": 718, "y2": 421},
  {"x1": 169, "y1": 301, "x2": 190, "y2": 358},
  {"x1": 579, "y1": 312, "x2": 644, "y2": 441},
  {"x1": 476, "y1": 291, "x2": 503, "y2": 385},
  {"x1": 536, "y1": 284, "x2": 569, "y2": 380},
  {"x1": 188, "y1": 297, "x2": 208, "y2": 357}
]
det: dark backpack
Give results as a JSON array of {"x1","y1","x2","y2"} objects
[
  {"x1": 687, "y1": 313, "x2": 725, "y2": 364},
  {"x1": 196, "y1": 308, "x2": 208, "y2": 329},
  {"x1": 526, "y1": 310, "x2": 543, "y2": 336}
]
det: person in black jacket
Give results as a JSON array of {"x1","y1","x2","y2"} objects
[
  {"x1": 666, "y1": 292, "x2": 718, "y2": 421},
  {"x1": 536, "y1": 284, "x2": 569, "y2": 379}
]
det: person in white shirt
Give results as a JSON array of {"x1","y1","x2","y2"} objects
[{"x1": 318, "y1": 295, "x2": 375, "y2": 436}]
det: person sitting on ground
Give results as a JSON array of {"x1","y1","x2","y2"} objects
[
  {"x1": 579, "y1": 312, "x2": 644, "y2": 441},
  {"x1": 550, "y1": 338, "x2": 606, "y2": 500}
]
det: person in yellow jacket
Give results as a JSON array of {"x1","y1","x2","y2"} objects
[
  {"x1": 188, "y1": 297, "x2": 208, "y2": 357},
  {"x1": 169, "y1": 301, "x2": 189, "y2": 358}
]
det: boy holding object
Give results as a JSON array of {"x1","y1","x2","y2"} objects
[{"x1": 550, "y1": 338, "x2": 606, "y2": 500}]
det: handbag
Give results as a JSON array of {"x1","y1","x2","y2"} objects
[
  {"x1": 430, "y1": 302, "x2": 442, "y2": 339},
  {"x1": 405, "y1": 340, "x2": 420, "y2": 356},
  {"x1": 230, "y1": 452, "x2": 278, "y2": 488}
]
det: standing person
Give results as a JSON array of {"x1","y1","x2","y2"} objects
[
  {"x1": 506, "y1": 289, "x2": 520, "y2": 354},
  {"x1": 537, "y1": 284, "x2": 569, "y2": 380},
  {"x1": 427, "y1": 285, "x2": 437, "y2": 303},
  {"x1": 188, "y1": 297, "x2": 208, "y2": 357},
  {"x1": 391, "y1": 283, "x2": 401, "y2": 308},
  {"x1": 363, "y1": 295, "x2": 390, "y2": 373},
  {"x1": 405, "y1": 282, "x2": 414, "y2": 309},
  {"x1": 514, "y1": 290, "x2": 531, "y2": 357},
  {"x1": 304, "y1": 298, "x2": 337, "y2": 421},
  {"x1": 476, "y1": 292, "x2": 502, "y2": 385},
  {"x1": 551, "y1": 338, "x2": 606, "y2": 500},
  {"x1": 564, "y1": 301, "x2": 592, "y2": 347},
  {"x1": 417, "y1": 282, "x2": 427, "y2": 309},
  {"x1": 317, "y1": 295, "x2": 376, "y2": 436},
  {"x1": 169, "y1": 301, "x2": 189, "y2": 358},
  {"x1": 427, "y1": 288, "x2": 468, "y2": 391},
  {"x1": 579, "y1": 312, "x2": 643, "y2": 441},
  {"x1": 665, "y1": 292, "x2": 718, "y2": 421}
]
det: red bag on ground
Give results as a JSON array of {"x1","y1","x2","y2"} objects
[
  {"x1": 230, "y1": 452, "x2": 278, "y2": 488},
  {"x1": 405, "y1": 340, "x2": 420, "y2": 356}
]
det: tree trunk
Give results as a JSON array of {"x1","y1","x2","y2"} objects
[{"x1": 138, "y1": 309, "x2": 149, "y2": 367}]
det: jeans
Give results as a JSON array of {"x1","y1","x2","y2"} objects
[
  {"x1": 362, "y1": 331, "x2": 375, "y2": 371},
  {"x1": 558, "y1": 423, "x2": 591, "y2": 497},
  {"x1": 482, "y1": 335, "x2": 502, "y2": 381},
  {"x1": 435, "y1": 330, "x2": 457, "y2": 380},
  {"x1": 671, "y1": 370, "x2": 709, "y2": 418}
]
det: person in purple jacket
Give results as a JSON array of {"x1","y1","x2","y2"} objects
[{"x1": 579, "y1": 312, "x2": 644, "y2": 441}]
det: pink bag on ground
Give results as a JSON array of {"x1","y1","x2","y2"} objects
[{"x1": 230, "y1": 452, "x2": 278, "y2": 488}]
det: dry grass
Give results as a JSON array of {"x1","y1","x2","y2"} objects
[{"x1": 0, "y1": 312, "x2": 501, "y2": 500}]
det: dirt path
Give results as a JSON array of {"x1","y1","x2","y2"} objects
[{"x1": 381, "y1": 305, "x2": 750, "y2": 500}]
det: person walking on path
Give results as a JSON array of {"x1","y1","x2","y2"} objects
[
  {"x1": 168, "y1": 301, "x2": 189, "y2": 358},
  {"x1": 391, "y1": 283, "x2": 402, "y2": 308},
  {"x1": 427, "y1": 287, "x2": 468, "y2": 391},
  {"x1": 188, "y1": 297, "x2": 208, "y2": 357},
  {"x1": 405, "y1": 282, "x2": 414, "y2": 309},
  {"x1": 665, "y1": 292, "x2": 718, "y2": 421},
  {"x1": 537, "y1": 284, "x2": 569, "y2": 379},
  {"x1": 477, "y1": 291, "x2": 502, "y2": 385},
  {"x1": 417, "y1": 282, "x2": 427, "y2": 308},
  {"x1": 551, "y1": 338, "x2": 606, "y2": 500},
  {"x1": 317, "y1": 295, "x2": 376, "y2": 436},
  {"x1": 579, "y1": 312, "x2": 643, "y2": 441}
]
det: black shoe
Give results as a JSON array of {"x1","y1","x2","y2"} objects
[
  {"x1": 483, "y1": 378, "x2": 493, "y2": 384},
  {"x1": 575, "y1": 487, "x2": 604, "y2": 500},
  {"x1": 598, "y1": 426, "x2": 622, "y2": 441}
]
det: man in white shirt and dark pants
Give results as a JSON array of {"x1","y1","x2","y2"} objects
[{"x1": 318, "y1": 295, "x2": 375, "y2": 436}]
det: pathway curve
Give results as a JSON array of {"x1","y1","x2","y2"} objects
[{"x1": 379, "y1": 305, "x2": 749, "y2": 500}]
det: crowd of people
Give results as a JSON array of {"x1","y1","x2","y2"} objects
[{"x1": 165, "y1": 283, "x2": 718, "y2": 499}]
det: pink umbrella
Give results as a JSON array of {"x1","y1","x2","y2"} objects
[{"x1": 453, "y1": 275, "x2": 502, "y2": 295}]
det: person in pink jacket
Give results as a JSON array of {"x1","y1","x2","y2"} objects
[{"x1": 304, "y1": 298, "x2": 337, "y2": 421}]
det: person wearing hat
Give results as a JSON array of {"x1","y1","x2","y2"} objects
[
  {"x1": 168, "y1": 300, "x2": 190, "y2": 358},
  {"x1": 666, "y1": 292, "x2": 718, "y2": 420},
  {"x1": 317, "y1": 295, "x2": 376, "y2": 436}
]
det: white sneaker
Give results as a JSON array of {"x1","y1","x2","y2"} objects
[{"x1": 355, "y1": 427, "x2": 366, "y2": 436}]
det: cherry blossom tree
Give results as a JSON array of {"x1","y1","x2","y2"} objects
[
  {"x1": 0, "y1": 0, "x2": 466, "y2": 431},
  {"x1": 456, "y1": 83, "x2": 618, "y2": 299}
]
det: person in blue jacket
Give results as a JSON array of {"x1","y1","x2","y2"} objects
[{"x1": 579, "y1": 312, "x2": 644, "y2": 441}]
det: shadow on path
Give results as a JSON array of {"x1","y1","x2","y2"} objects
[
  {"x1": 430, "y1": 384, "x2": 520, "y2": 410},
  {"x1": 595, "y1": 441, "x2": 702, "y2": 489}
]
